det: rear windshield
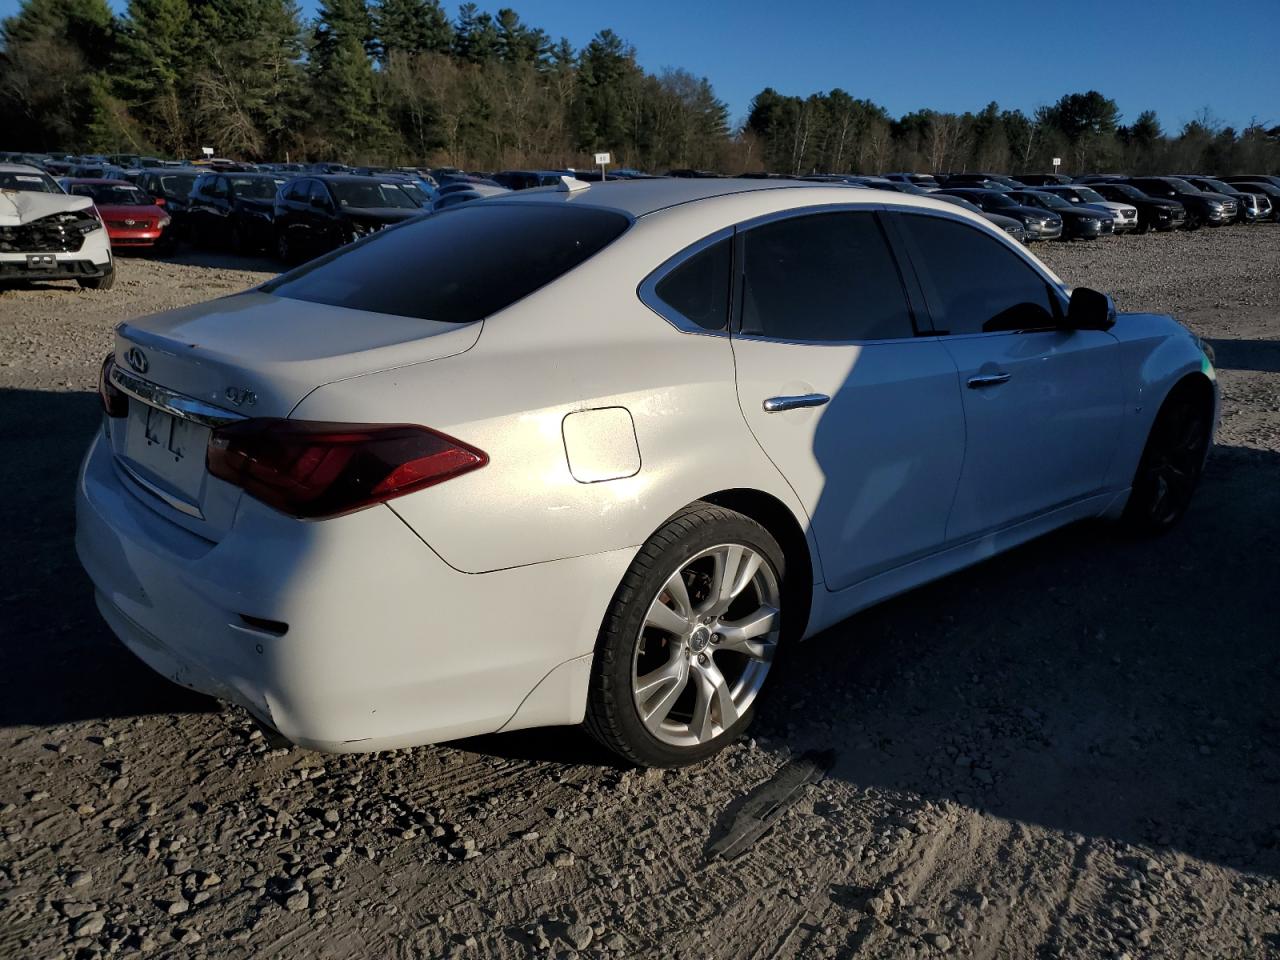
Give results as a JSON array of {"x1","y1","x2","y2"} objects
[{"x1": 262, "y1": 203, "x2": 630, "y2": 322}]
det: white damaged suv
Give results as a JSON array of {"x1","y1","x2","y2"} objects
[{"x1": 0, "y1": 163, "x2": 113, "y2": 290}]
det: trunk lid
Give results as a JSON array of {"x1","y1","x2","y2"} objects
[{"x1": 109, "y1": 289, "x2": 482, "y2": 541}]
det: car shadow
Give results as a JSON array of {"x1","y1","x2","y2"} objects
[
  {"x1": 1205, "y1": 338, "x2": 1280, "y2": 373},
  {"x1": 5, "y1": 383, "x2": 1277, "y2": 879},
  {"x1": 156, "y1": 247, "x2": 281, "y2": 273},
  {"x1": 0, "y1": 388, "x2": 218, "y2": 727},
  {"x1": 751, "y1": 443, "x2": 1280, "y2": 878}
]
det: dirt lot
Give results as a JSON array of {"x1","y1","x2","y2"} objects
[{"x1": 1, "y1": 227, "x2": 1279, "y2": 960}]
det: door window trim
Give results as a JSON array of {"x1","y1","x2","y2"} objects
[{"x1": 886, "y1": 207, "x2": 1070, "y2": 339}]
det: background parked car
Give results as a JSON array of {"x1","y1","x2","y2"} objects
[
  {"x1": 186, "y1": 171, "x2": 286, "y2": 253},
  {"x1": 1015, "y1": 173, "x2": 1073, "y2": 186},
  {"x1": 943, "y1": 173, "x2": 1025, "y2": 190},
  {"x1": 490, "y1": 170, "x2": 566, "y2": 190},
  {"x1": 61, "y1": 178, "x2": 173, "y2": 252},
  {"x1": 1034, "y1": 184, "x2": 1139, "y2": 232},
  {"x1": 936, "y1": 187, "x2": 1063, "y2": 240},
  {"x1": 1220, "y1": 177, "x2": 1280, "y2": 220},
  {"x1": 1007, "y1": 189, "x2": 1115, "y2": 239},
  {"x1": 881, "y1": 172, "x2": 941, "y2": 189},
  {"x1": 1087, "y1": 181, "x2": 1186, "y2": 232},
  {"x1": 272, "y1": 174, "x2": 423, "y2": 263},
  {"x1": 930, "y1": 192, "x2": 1027, "y2": 242},
  {"x1": 1125, "y1": 176, "x2": 1236, "y2": 228},
  {"x1": 0, "y1": 162, "x2": 114, "y2": 289},
  {"x1": 1176, "y1": 176, "x2": 1272, "y2": 223},
  {"x1": 133, "y1": 168, "x2": 202, "y2": 238}
]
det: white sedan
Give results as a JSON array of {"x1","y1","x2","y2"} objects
[{"x1": 77, "y1": 179, "x2": 1217, "y2": 766}]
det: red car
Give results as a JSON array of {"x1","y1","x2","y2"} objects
[{"x1": 60, "y1": 178, "x2": 173, "y2": 252}]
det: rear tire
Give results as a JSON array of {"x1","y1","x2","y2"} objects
[
  {"x1": 584, "y1": 502, "x2": 786, "y2": 767},
  {"x1": 1121, "y1": 382, "x2": 1213, "y2": 535}
]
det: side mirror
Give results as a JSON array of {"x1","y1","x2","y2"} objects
[{"x1": 1066, "y1": 287, "x2": 1116, "y2": 331}]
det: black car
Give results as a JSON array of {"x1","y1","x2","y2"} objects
[
  {"x1": 1088, "y1": 181, "x2": 1186, "y2": 233},
  {"x1": 1072, "y1": 173, "x2": 1128, "y2": 184},
  {"x1": 881, "y1": 172, "x2": 941, "y2": 188},
  {"x1": 1222, "y1": 174, "x2": 1280, "y2": 191},
  {"x1": 1033, "y1": 184, "x2": 1139, "y2": 233},
  {"x1": 134, "y1": 168, "x2": 202, "y2": 236},
  {"x1": 1007, "y1": 189, "x2": 1115, "y2": 239},
  {"x1": 1220, "y1": 177, "x2": 1280, "y2": 221},
  {"x1": 1016, "y1": 173, "x2": 1073, "y2": 186},
  {"x1": 1178, "y1": 176, "x2": 1273, "y2": 223},
  {"x1": 186, "y1": 172, "x2": 287, "y2": 252},
  {"x1": 490, "y1": 170, "x2": 565, "y2": 190},
  {"x1": 272, "y1": 174, "x2": 422, "y2": 264},
  {"x1": 1125, "y1": 177, "x2": 1236, "y2": 229},
  {"x1": 936, "y1": 188, "x2": 1064, "y2": 240},
  {"x1": 930, "y1": 192, "x2": 1028, "y2": 242},
  {"x1": 942, "y1": 172, "x2": 1025, "y2": 190}
]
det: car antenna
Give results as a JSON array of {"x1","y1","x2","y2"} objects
[{"x1": 557, "y1": 175, "x2": 589, "y2": 193}]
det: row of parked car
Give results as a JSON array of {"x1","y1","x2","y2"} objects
[
  {"x1": 785, "y1": 171, "x2": 1279, "y2": 243},
  {"x1": 2, "y1": 149, "x2": 1278, "y2": 290}
]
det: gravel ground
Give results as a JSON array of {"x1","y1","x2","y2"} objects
[{"x1": 1, "y1": 227, "x2": 1279, "y2": 960}]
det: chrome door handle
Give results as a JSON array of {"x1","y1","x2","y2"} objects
[
  {"x1": 763, "y1": 393, "x2": 830, "y2": 412},
  {"x1": 966, "y1": 373, "x2": 1011, "y2": 389}
]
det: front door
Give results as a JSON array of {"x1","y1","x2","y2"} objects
[
  {"x1": 730, "y1": 210, "x2": 966, "y2": 592},
  {"x1": 893, "y1": 210, "x2": 1126, "y2": 540}
]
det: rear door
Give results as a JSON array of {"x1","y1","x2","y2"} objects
[
  {"x1": 727, "y1": 209, "x2": 966, "y2": 591},
  {"x1": 893, "y1": 210, "x2": 1126, "y2": 541}
]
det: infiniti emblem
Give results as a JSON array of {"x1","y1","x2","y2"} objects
[{"x1": 124, "y1": 347, "x2": 148, "y2": 374}]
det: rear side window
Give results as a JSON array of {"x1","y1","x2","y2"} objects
[
  {"x1": 898, "y1": 214, "x2": 1058, "y2": 335},
  {"x1": 263, "y1": 203, "x2": 629, "y2": 323},
  {"x1": 739, "y1": 212, "x2": 914, "y2": 342},
  {"x1": 651, "y1": 238, "x2": 731, "y2": 331}
]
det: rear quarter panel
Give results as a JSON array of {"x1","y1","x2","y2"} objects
[{"x1": 288, "y1": 207, "x2": 817, "y2": 576}]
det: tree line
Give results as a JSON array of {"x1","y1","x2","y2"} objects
[{"x1": 1, "y1": 0, "x2": 1277, "y2": 175}]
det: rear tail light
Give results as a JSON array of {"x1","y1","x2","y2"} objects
[
  {"x1": 98, "y1": 353, "x2": 128, "y2": 417},
  {"x1": 206, "y1": 419, "x2": 487, "y2": 520}
]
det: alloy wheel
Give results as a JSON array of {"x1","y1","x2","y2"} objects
[
  {"x1": 1141, "y1": 401, "x2": 1210, "y2": 528},
  {"x1": 631, "y1": 543, "x2": 781, "y2": 747}
]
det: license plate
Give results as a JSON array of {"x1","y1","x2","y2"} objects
[
  {"x1": 26, "y1": 253, "x2": 55, "y2": 269},
  {"x1": 123, "y1": 403, "x2": 210, "y2": 504}
]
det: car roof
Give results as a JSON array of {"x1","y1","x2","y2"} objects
[
  {"x1": 497, "y1": 177, "x2": 862, "y2": 217},
  {"x1": 0, "y1": 163, "x2": 49, "y2": 175},
  {"x1": 62, "y1": 178, "x2": 134, "y2": 185}
]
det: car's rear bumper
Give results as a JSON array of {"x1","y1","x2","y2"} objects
[{"x1": 76, "y1": 427, "x2": 634, "y2": 751}]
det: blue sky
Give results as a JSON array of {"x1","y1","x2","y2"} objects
[{"x1": 5, "y1": 0, "x2": 1277, "y2": 131}]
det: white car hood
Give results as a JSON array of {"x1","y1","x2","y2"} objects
[{"x1": 0, "y1": 189, "x2": 93, "y2": 226}]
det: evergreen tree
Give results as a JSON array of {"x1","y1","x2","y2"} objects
[
  {"x1": 308, "y1": 0, "x2": 387, "y2": 158},
  {"x1": 453, "y1": 2, "x2": 498, "y2": 63},
  {"x1": 374, "y1": 0, "x2": 451, "y2": 60}
]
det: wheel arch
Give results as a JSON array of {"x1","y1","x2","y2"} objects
[{"x1": 696, "y1": 487, "x2": 815, "y2": 643}]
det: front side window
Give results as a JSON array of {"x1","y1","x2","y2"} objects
[
  {"x1": 650, "y1": 237, "x2": 731, "y2": 331},
  {"x1": 898, "y1": 213, "x2": 1058, "y2": 335},
  {"x1": 739, "y1": 212, "x2": 914, "y2": 342}
]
